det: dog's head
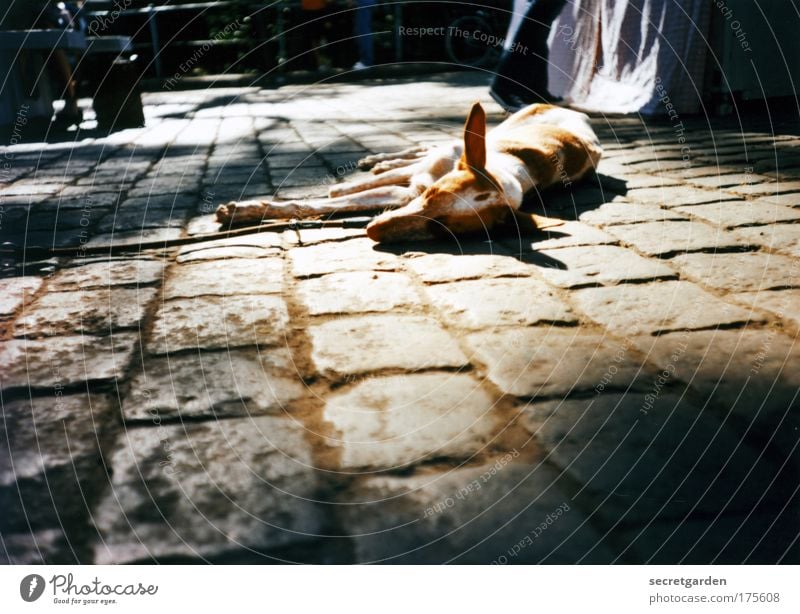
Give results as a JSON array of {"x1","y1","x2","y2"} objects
[{"x1": 367, "y1": 102, "x2": 512, "y2": 243}]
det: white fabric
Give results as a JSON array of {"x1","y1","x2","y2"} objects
[
  {"x1": 547, "y1": 0, "x2": 710, "y2": 115},
  {"x1": 503, "y1": 0, "x2": 532, "y2": 51}
]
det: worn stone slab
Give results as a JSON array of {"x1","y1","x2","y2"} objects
[
  {"x1": 96, "y1": 207, "x2": 190, "y2": 233},
  {"x1": 425, "y1": 277, "x2": 577, "y2": 329},
  {"x1": 290, "y1": 238, "x2": 400, "y2": 277},
  {"x1": 671, "y1": 251, "x2": 798, "y2": 293},
  {"x1": 48, "y1": 259, "x2": 166, "y2": 290},
  {"x1": 504, "y1": 221, "x2": 617, "y2": 253},
  {"x1": 466, "y1": 327, "x2": 644, "y2": 398},
  {"x1": 623, "y1": 186, "x2": 735, "y2": 207},
  {"x1": 164, "y1": 258, "x2": 283, "y2": 299},
  {"x1": 297, "y1": 271, "x2": 420, "y2": 315},
  {"x1": 729, "y1": 179, "x2": 800, "y2": 198},
  {"x1": 0, "y1": 392, "x2": 115, "y2": 531},
  {"x1": 404, "y1": 253, "x2": 534, "y2": 283},
  {"x1": 573, "y1": 281, "x2": 757, "y2": 335},
  {"x1": 123, "y1": 348, "x2": 305, "y2": 421},
  {"x1": 674, "y1": 200, "x2": 800, "y2": 228},
  {"x1": 0, "y1": 529, "x2": 71, "y2": 564},
  {"x1": 689, "y1": 174, "x2": 770, "y2": 190},
  {"x1": 86, "y1": 228, "x2": 183, "y2": 249},
  {"x1": 0, "y1": 276, "x2": 42, "y2": 317},
  {"x1": 309, "y1": 315, "x2": 467, "y2": 376},
  {"x1": 525, "y1": 245, "x2": 677, "y2": 288},
  {"x1": 577, "y1": 202, "x2": 687, "y2": 226},
  {"x1": 733, "y1": 223, "x2": 800, "y2": 257},
  {"x1": 729, "y1": 289, "x2": 800, "y2": 330},
  {"x1": 92, "y1": 417, "x2": 323, "y2": 563},
  {"x1": 176, "y1": 231, "x2": 286, "y2": 261},
  {"x1": 0, "y1": 334, "x2": 137, "y2": 391},
  {"x1": 324, "y1": 373, "x2": 497, "y2": 470},
  {"x1": 521, "y1": 393, "x2": 778, "y2": 523},
  {"x1": 759, "y1": 192, "x2": 800, "y2": 208},
  {"x1": 631, "y1": 329, "x2": 800, "y2": 460},
  {"x1": 150, "y1": 295, "x2": 289, "y2": 354},
  {"x1": 296, "y1": 227, "x2": 366, "y2": 245},
  {"x1": 14, "y1": 287, "x2": 156, "y2": 337},
  {"x1": 605, "y1": 221, "x2": 746, "y2": 256},
  {"x1": 338, "y1": 462, "x2": 613, "y2": 563}
]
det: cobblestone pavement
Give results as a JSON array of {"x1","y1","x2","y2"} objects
[{"x1": 1, "y1": 73, "x2": 799, "y2": 564}]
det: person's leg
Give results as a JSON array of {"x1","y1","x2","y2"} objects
[
  {"x1": 354, "y1": 1, "x2": 375, "y2": 67},
  {"x1": 491, "y1": 0, "x2": 568, "y2": 108}
]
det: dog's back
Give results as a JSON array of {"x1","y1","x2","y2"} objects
[{"x1": 488, "y1": 104, "x2": 603, "y2": 191}]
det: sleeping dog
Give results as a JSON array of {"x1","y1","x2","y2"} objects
[{"x1": 216, "y1": 102, "x2": 602, "y2": 242}]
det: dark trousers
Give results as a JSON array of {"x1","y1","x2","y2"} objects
[{"x1": 491, "y1": 0, "x2": 568, "y2": 99}]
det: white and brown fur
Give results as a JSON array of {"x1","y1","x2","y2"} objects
[{"x1": 216, "y1": 102, "x2": 603, "y2": 243}]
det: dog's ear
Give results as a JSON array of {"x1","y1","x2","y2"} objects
[{"x1": 463, "y1": 102, "x2": 486, "y2": 170}]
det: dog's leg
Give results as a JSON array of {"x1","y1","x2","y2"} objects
[
  {"x1": 328, "y1": 163, "x2": 423, "y2": 198},
  {"x1": 358, "y1": 146, "x2": 426, "y2": 170},
  {"x1": 217, "y1": 185, "x2": 420, "y2": 226},
  {"x1": 371, "y1": 157, "x2": 424, "y2": 174}
]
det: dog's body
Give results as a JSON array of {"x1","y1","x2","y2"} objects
[{"x1": 217, "y1": 102, "x2": 602, "y2": 242}]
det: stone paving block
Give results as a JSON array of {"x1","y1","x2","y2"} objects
[
  {"x1": 425, "y1": 277, "x2": 577, "y2": 329},
  {"x1": 631, "y1": 329, "x2": 800, "y2": 460},
  {"x1": 176, "y1": 244, "x2": 280, "y2": 263},
  {"x1": 296, "y1": 227, "x2": 366, "y2": 245},
  {"x1": 503, "y1": 221, "x2": 617, "y2": 253},
  {"x1": 404, "y1": 252, "x2": 534, "y2": 283},
  {"x1": 117, "y1": 194, "x2": 198, "y2": 210},
  {"x1": 309, "y1": 315, "x2": 467, "y2": 376},
  {"x1": 92, "y1": 417, "x2": 323, "y2": 563},
  {"x1": 0, "y1": 276, "x2": 42, "y2": 317},
  {"x1": 0, "y1": 529, "x2": 71, "y2": 564},
  {"x1": 13, "y1": 287, "x2": 156, "y2": 338},
  {"x1": 0, "y1": 392, "x2": 115, "y2": 532},
  {"x1": 611, "y1": 175, "x2": 683, "y2": 190},
  {"x1": 733, "y1": 223, "x2": 800, "y2": 257},
  {"x1": 123, "y1": 348, "x2": 304, "y2": 421},
  {"x1": 729, "y1": 179, "x2": 800, "y2": 198},
  {"x1": 86, "y1": 228, "x2": 183, "y2": 249},
  {"x1": 290, "y1": 238, "x2": 400, "y2": 277},
  {"x1": 759, "y1": 192, "x2": 800, "y2": 208},
  {"x1": 185, "y1": 214, "x2": 221, "y2": 236},
  {"x1": 49, "y1": 259, "x2": 166, "y2": 290},
  {"x1": 573, "y1": 280, "x2": 757, "y2": 335},
  {"x1": 0, "y1": 334, "x2": 137, "y2": 391},
  {"x1": 521, "y1": 393, "x2": 778, "y2": 523},
  {"x1": 150, "y1": 295, "x2": 289, "y2": 354},
  {"x1": 670, "y1": 251, "x2": 798, "y2": 293},
  {"x1": 96, "y1": 207, "x2": 191, "y2": 233},
  {"x1": 3, "y1": 226, "x2": 88, "y2": 249},
  {"x1": 524, "y1": 245, "x2": 677, "y2": 288},
  {"x1": 577, "y1": 202, "x2": 687, "y2": 226},
  {"x1": 297, "y1": 271, "x2": 421, "y2": 315},
  {"x1": 674, "y1": 200, "x2": 800, "y2": 228},
  {"x1": 729, "y1": 289, "x2": 800, "y2": 330},
  {"x1": 466, "y1": 327, "x2": 644, "y2": 398},
  {"x1": 605, "y1": 220, "x2": 746, "y2": 256},
  {"x1": 690, "y1": 174, "x2": 770, "y2": 190},
  {"x1": 164, "y1": 257, "x2": 284, "y2": 299},
  {"x1": 176, "y1": 230, "x2": 286, "y2": 261},
  {"x1": 338, "y1": 462, "x2": 613, "y2": 563},
  {"x1": 323, "y1": 373, "x2": 498, "y2": 470},
  {"x1": 623, "y1": 186, "x2": 733, "y2": 207}
]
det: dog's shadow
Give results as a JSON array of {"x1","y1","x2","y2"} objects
[{"x1": 374, "y1": 173, "x2": 627, "y2": 272}]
